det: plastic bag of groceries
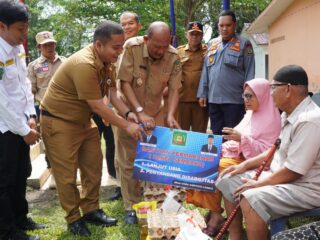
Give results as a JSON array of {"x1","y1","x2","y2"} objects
[{"x1": 176, "y1": 213, "x2": 211, "y2": 240}]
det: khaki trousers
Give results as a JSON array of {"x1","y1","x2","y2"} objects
[
  {"x1": 115, "y1": 110, "x2": 164, "y2": 210},
  {"x1": 177, "y1": 102, "x2": 208, "y2": 132},
  {"x1": 41, "y1": 115, "x2": 103, "y2": 223},
  {"x1": 111, "y1": 125, "x2": 120, "y2": 186}
]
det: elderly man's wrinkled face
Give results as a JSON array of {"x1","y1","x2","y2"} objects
[
  {"x1": 145, "y1": 32, "x2": 170, "y2": 60},
  {"x1": 270, "y1": 80, "x2": 289, "y2": 111}
]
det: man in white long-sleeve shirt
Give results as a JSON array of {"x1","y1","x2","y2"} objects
[{"x1": 0, "y1": 1, "x2": 46, "y2": 240}]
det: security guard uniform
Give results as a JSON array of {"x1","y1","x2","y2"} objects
[
  {"x1": 0, "y1": 37, "x2": 36, "y2": 232},
  {"x1": 116, "y1": 36, "x2": 181, "y2": 210},
  {"x1": 197, "y1": 34, "x2": 255, "y2": 135},
  {"x1": 177, "y1": 43, "x2": 208, "y2": 132},
  {"x1": 28, "y1": 53, "x2": 65, "y2": 107},
  {"x1": 40, "y1": 44, "x2": 116, "y2": 224}
]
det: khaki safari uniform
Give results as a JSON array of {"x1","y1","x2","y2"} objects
[
  {"x1": 176, "y1": 43, "x2": 208, "y2": 132},
  {"x1": 27, "y1": 53, "x2": 65, "y2": 104},
  {"x1": 116, "y1": 36, "x2": 181, "y2": 210},
  {"x1": 40, "y1": 44, "x2": 116, "y2": 224}
]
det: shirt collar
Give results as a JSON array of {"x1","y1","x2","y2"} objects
[
  {"x1": 282, "y1": 96, "x2": 312, "y2": 125},
  {"x1": 0, "y1": 37, "x2": 20, "y2": 55},
  {"x1": 143, "y1": 42, "x2": 150, "y2": 59},
  {"x1": 185, "y1": 43, "x2": 203, "y2": 51},
  {"x1": 90, "y1": 44, "x2": 105, "y2": 71},
  {"x1": 38, "y1": 53, "x2": 61, "y2": 63}
]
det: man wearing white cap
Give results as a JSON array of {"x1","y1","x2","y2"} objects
[{"x1": 28, "y1": 31, "x2": 65, "y2": 171}]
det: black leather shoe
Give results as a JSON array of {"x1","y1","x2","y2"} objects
[
  {"x1": 82, "y1": 209, "x2": 117, "y2": 227},
  {"x1": 68, "y1": 219, "x2": 91, "y2": 237},
  {"x1": 125, "y1": 210, "x2": 138, "y2": 224},
  {"x1": 109, "y1": 187, "x2": 122, "y2": 201},
  {"x1": 7, "y1": 228, "x2": 40, "y2": 240},
  {"x1": 17, "y1": 217, "x2": 47, "y2": 231}
]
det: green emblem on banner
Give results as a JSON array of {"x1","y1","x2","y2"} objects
[{"x1": 172, "y1": 131, "x2": 187, "y2": 146}]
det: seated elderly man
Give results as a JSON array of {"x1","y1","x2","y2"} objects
[{"x1": 216, "y1": 65, "x2": 320, "y2": 240}]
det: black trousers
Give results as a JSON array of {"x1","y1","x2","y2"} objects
[
  {"x1": 0, "y1": 131, "x2": 31, "y2": 232},
  {"x1": 208, "y1": 103, "x2": 245, "y2": 135},
  {"x1": 92, "y1": 114, "x2": 116, "y2": 178}
]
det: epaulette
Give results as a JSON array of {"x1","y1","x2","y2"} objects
[
  {"x1": 124, "y1": 36, "x2": 144, "y2": 48},
  {"x1": 0, "y1": 61, "x2": 4, "y2": 67},
  {"x1": 176, "y1": 44, "x2": 186, "y2": 50},
  {"x1": 167, "y1": 45, "x2": 177, "y2": 54}
]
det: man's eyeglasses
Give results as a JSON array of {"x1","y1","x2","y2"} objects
[
  {"x1": 270, "y1": 83, "x2": 297, "y2": 90},
  {"x1": 242, "y1": 93, "x2": 254, "y2": 100}
]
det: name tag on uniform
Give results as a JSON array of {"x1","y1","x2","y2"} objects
[
  {"x1": 42, "y1": 62, "x2": 49, "y2": 72},
  {"x1": 137, "y1": 78, "x2": 143, "y2": 87}
]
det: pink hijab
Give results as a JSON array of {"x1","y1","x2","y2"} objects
[{"x1": 222, "y1": 78, "x2": 281, "y2": 159}]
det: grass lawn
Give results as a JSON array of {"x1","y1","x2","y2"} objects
[
  {"x1": 27, "y1": 187, "x2": 140, "y2": 240},
  {"x1": 27, "y1": 186, "x2": 234, "y2": 240}
]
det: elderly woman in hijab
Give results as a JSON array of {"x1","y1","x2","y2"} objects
[{"x1": 186, "y1": 78, "x2": 281, "y2": 237}]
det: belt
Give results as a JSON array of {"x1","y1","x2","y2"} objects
[{"x1": 40, "y1": 110, "x2": 56, "y2": 118}]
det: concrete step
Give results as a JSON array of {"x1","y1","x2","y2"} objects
[
  {"x1": 40, "y1": 159, "x2": 119, "y2": 190},
  {"x1": 27, "y1": 153, "x2": 50, "y2": 189},
  {"x1": 30, "y1": 141, "x2": 42, "y2": 161}
]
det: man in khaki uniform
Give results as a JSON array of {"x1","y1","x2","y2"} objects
[
  {"x1": 109, "y1": 11, "x2": 143, "y2": 201},
  {"x1": 28, "y1": 31, "x2": 65, "y2": 171},
  {"x1": 117, "y1": 21, "x2": 182, "y2": 224},
  {"x1": 177, "y1": 21, "x2": 208, "y2": 133},
  {"x1": 40, "y1": 21, "x2": 143, "y2": 237},
  {"x1": 28, "y1": 31, "x2": 65, "y2": 116}
]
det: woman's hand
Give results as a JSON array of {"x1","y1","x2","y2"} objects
[{"x1": 222, "y1": 127, "x2": 241, "y2": 142}]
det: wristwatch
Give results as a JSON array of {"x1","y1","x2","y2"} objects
[{"x1": 136, "y1": 106, "x2": 144, "y2": 113}]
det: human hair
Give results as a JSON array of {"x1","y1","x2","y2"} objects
[
  {"x1": 146, "y1": 21, "x2": 169, "y2": 38},
  {"x1": 93, "y1": 20, "x2": 123, "y2": 44},
  {"x1": 219, "y1": 10, "x2": 236, "y2": 22},
  {"x1": 0, "y1": 0, "x2": 29, "y2": 26},
  {"x1": 120, "y1": 11, "x2": 140, "y2": 23}
]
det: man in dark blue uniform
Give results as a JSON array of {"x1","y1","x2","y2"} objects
[{"x1": 197, "y1": 10, "x2": 255, "y2": 135}]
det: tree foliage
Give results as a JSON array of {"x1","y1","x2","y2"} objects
[{"x1": 26, "y1": 0, "x2": 271, "y2": 61}]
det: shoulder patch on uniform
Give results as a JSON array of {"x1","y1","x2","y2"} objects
[
  {"x1": 229, "y1": 39, "x2": 241, "y2": 52},
  {"x1": 5, "y1": 59, "x2": 14, "y2": 66},
  {"x1": 245, "y1": 41, "x2": 254, "y2": 55},
  {"x1": 19, "y1": 53, "x2": 26, "y2": 59},
  {"x1": 173, "y1": 59, "x2": 182, "y2": 73}
]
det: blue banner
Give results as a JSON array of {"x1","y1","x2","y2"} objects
[{"x1": 133, "y1": 126, "x2": 223, "y2": 192}]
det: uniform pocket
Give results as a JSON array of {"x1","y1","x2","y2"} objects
[{"x1": 224, "y1": 51, "x2": 243, "y2": 68}]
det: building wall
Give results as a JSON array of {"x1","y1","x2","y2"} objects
[
  {"x1": 253, "y1": 44, "x2": 268, "y2": 79},
  {"x1": 241, "y1": 32, "x2": 268, "y2": 79},
  {"x1": 269, "y1": 0, "x2": 320, "y2": 92}
]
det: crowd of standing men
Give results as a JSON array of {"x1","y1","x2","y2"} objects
[{"x1": 2, "y1": 1, "x2": 320, "y2": 240}]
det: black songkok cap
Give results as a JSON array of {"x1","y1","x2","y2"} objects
[{"x1": 273, "y1": 65, "x2": 308, "y2": 86}]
